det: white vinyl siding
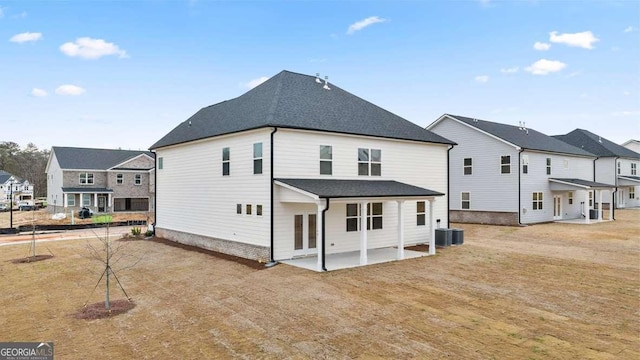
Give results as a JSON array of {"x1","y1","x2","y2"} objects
[{"x1": 156, "y1": 128, "x2": 271, "y2": 247}]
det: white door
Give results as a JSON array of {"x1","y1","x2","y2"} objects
[
  {"x1": 293, "y1": 213, "x2": 317, "y2": 256},
  {"x1": 618, "y1": 190, "x2": 625, "y2": 208},
  {"x1": 553, "y1": 195, "x2": 562, "y2": 220}
]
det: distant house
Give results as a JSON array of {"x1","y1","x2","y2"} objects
[
  {"x1": 0, "y1": 170, "x2": 34, "y2": 204},
  {"x1": 150, "y1": 70, "x2": 455, "y2": 270},
  {"x1": 45, "y1": 147, "x2": 155, "y2": 213},
  {"x1": 621, "y1": 139, "x2": 640, "y2": 154},
  {"x1": 427, "y1": 114, "x2": 615, "y2": 225},
  {"x1": 554, "y1": 130, "x2": 640, "y2": 209}
]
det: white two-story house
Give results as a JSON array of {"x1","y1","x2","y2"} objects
[
  {"x1": 428, "y1": 114, "x2": 615, "y2": 225},
  {"x1": 46, "y1": 147, "x2": 155, "y2": 214},
  {"x1": 554, "y1": 129, "x2": 640, "y2": 209},
  {"x1": 150, "y1": 70, "x2": 455, "y2": 271},
  {"x1": 0, "y1": 170, "x2": 34, "y2": 205}
]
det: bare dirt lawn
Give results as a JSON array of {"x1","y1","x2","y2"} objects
[
  {"x1": 0, "y1": 208, "x2": 152, "y2": 228},
  {"x1": 1, "y1": 210, "x2": 638, "y2": 359}
]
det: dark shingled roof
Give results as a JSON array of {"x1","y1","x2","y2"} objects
[
  {"x1": 553, "y1": 129, "x2": 640, "y2": 159},
  {"x1": 275, "y1": 178, "x2": 445, "y2": 198},
  {"x1": 150, "y1": 70, "x2": 455, "y2": 149},
  {"x1": 0, "y1": 170, "x2": 21, "y2": 184},
  {"x1": 53, "y1": 147, "x2": 155, "y2": 170},
  {"x1": 549, "y1": 178, "x2": 615, "y2": 189},
  {"x1": 618, "y1": 175, "x2": 640, "y2": 182},
  {"x1": 444, "y1": 114, "x2": 594, "y2": 157}
]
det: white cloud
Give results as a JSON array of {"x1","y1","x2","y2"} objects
[
  {"x1": 55, "y1": 84, "x2": 86, "y2": 96},
  {"x1": 624, "y1": 26, "x2": 635, "y2": 33},
  {"x1": 474, "y1": 75, "x2": 489, "y2": 83},
  {"x1": 611, "y1": 110, "x2": 640, "y2": 117},
  {"x1": 500, "y1": 66, "x2": 519, "y2": 74},
  {"x1": 478, "y1": 0, "x2": 494, "y2": 7},
  {"x1": 549, "y1": 31, "x2": 599, "y2": 49},
  {"x1": 525, "y1": 59, "x2": 567, "y2": 75},
  {"x1": 244, "y1": 76, "x2": 269, "y2": 89},
  {"x1": 9, "y1": 32, "x2": 42, "y2": 43},
  {"x1": 533, "y1": 41, "x2": 550, "y2": 51},
  {"x1": 13, "y1": 11, "x2": 26, "y2": 19},
  {"x1": 346, "y1": 16, "x2": 387, "y2": 35},
  {"x1": 31, "y1": 88, "x2": 47, "y2": 97},
  {"x1": 60, "y1": 37, "x2": 128, "y2": 59},
  {"x1": 0, "y1": 6, "x2": 4, "y2": 18}
]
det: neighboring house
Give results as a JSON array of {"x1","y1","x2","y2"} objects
[
  {"x1": 45, "y1": 147, "x2": 155, "y2": 213},
  {"x1": 427, "y1": 114, "x2": 615, "y2": 225},
  {"x1": 621, "y1": 139, "x2": 640, "y2": 154},
  {"x1": 150, "y1": 70, "x2": 455, "y2": 270},
  {"x1": 0, "y1": 170, "x2": 34, "y2": 204},
  {"x1": 554, "y1": 129, "x2": 640, "y2": 209}
]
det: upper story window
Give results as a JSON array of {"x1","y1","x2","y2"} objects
[
  {"x1": 320, "y1": 145, "x2": 332, "y2": 175},
  {"x1": 632, "y1": 163, "x2": 637, "y2": 175},
  {"x1": 500, "y1": 155, "x2": 511, "y2": 174},
  {"x1": 617, "y1": 161, "x2": 621, "y2": 174},
  {"x1": 134, "y1": 174, "x2": 142, "y2": 185},
  {"x1": 463, "y1": 158, "x2": 472, "y2": 175},
  {"x1": 358, "y1": 148, "x2": 381, "y2": 176},
  {"x1": 416, "y1": 201, "x2": 426, "y2": 226},
  {"x1": 253, "y1": 143, "x2": 263, "y2": 175},
  {"x1": 522, "y1": 155, "x2": 529, "y2": 174},
  {"x1": 546, "y1": 158, "x2": 552, "y2": 175},
  {"x1": 158, "y1": 157, "x2": 163, "y2": 170},
  {"x1": 222, "y1": 147, "x2": 230, "y2": 176},
  {"x1": 116, "y1": 174, "x2": 123, "y2": 184},
  {"x1": 79, "y1": 173, "x2": 94, "y2": 185}
]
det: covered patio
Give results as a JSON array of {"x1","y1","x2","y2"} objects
[
  {"x1": 275, "y1": 178, "x2": 444, "y2": 272},
  {"x1": 62, "y1": 187, "x2": 114, "y2": 213},
  {"x1": 549, "y1": 178, "x2": 615, "y2": 224}
]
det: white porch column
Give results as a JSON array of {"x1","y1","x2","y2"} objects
[
  {"x1": 584, "y1": 191, "x2": 590, "y2": 224},
  {"x1": 108, "y1": 193, "x2": 112, "y2": 208},
  {"x1": 397, "y1": 200, "x2": 405, "y2": 260},
  {"x1": 609, "y1": 189, "x2": 614, "y2": 220},
  {"x1": 63, "y1": 193, "x2": 68, "y2": 208},
  {"x1": 429, "y1": 198, "x2": 436, "y2": 255},
  {"x1": 93, "y1": 193, "x2": 98, "y2": 208},
  {"x1": 316, "y1": 201, "x2": 324, "y2": 272},
  {"x1": 360, "y1": 201, "x2": 368, "y2": 265},
  {"x1": 598, "y1": 190, "x2": 603, "y2": 221}
]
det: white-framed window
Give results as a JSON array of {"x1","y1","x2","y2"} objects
[
  {"x1": 632, "y1": 163, "x2": 637, "y2": 175},
  {"x1": 358, "y1": 148, "x2": 381, "y2": 176},
  {"x1": 546, "y1": 158, "x2": 552, "y2": 175},
  {"x1": 532, "y1": 192, "x2": 543, "y2": 210},
  {"x1": 416, "y1": 201, "x2": 426, "y2": 226},
  {"x1": 256, "y1": 205, "x2": 263, "y2": 216},
  {"x1": 134, "y1": 174, "x2": 142, "y2": 185},
  {"x1": 158, "y1": 157, "x2": 163, "y2": 170},
  {"x1": 568, "y1": 191, "x2": 573, "y2": 205},
  {"x1": 463, "y1": 158, "x2": 472, "y2": 175},
  {"x1": 320, "y1": 145, "x2": 332, "y2": 175},
  {"x1": 630, "y1": 188, "x2": 636, "y2": 199},
  {"x1": 522, "y1": 155, "x2": 529, "y2": 174},
  {"x1": 563, "y1": 159, "x2": 569, "y2": 169},
  {"x1": 236, "y1": 204, "x2": 242, "y2": 215},
  {"x1": 82, "y1": 193, "x2": 91, "y2": 207},
  {"x1": 461, "y1": 192, "x2": 470, "y2": 209},
  {"x1": 67, "y1": 194, "x2": 75, "y2": 206},
  {"x1": 500, "y1": 155, "x2": 510, "y2": 174},
  {"x1": 253, "y1": 143, "x2": 263, "y2": 175},
  {"x1": 589, "y1": 191, "x2": 593, "y2": 207},
  {"x1": 222, "y1": 147, "x2": 230, "y2": 176},
  {"x1": 116, "y1": 173, "x2": 124, "y2": 184},
  {"x1": 617, "y1": 161, "x2": 621, "y2": 174},
  {"x1": 79, "y1": 173, "x2": 94, "y2": 185},
  {"x1": 246, "y1": 204, "x2": 252, "y2": 215},
  {"x1": 346, "y1": 203, "x2": 383, "y2": 231}
]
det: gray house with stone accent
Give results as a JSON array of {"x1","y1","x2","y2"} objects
[
  {"x1": 428, "y1": 114, "x2": 615, "y2": 225},
  {"x1": 45, "y1": 147, "x2": 155, "y2": 214}
]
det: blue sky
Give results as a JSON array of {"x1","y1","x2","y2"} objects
[{"x1": 1, "y1": 0, "x2": 638, "y2": 151}]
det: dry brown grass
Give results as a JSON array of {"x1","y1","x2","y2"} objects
[
  {"x1": 1, "y1": 210, "x2": 638, "y2": 359},
  {"x1": 0, "y1": 208, "x2": 152, "y2": 228}
]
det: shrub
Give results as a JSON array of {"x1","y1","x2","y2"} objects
[
  {"x1": 131, "y1": 227, "x2": 142, "y2": 236},
  {"x1": 145, "y1": 230, "x2": 153, "y2": 237}
]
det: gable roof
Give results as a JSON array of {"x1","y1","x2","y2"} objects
[
  {"x1": 0, "y1": 170, "x2": 14, "y2": 184},
  {"x1": 52, "y1": 147, "x2": 155, "y2": 170},
  {"x1": 150, "y1": 70, "x2": 455, "y2": 150},
  {"x1": 431, "y1": 114, "x2": 594, "y2": 157},
  {"x1": 553, "y1": 129, "x2": 640, "y2": 159}
]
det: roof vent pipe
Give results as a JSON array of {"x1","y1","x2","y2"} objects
[
  {"x1": 315, "y1": 73, "x2": 322, "y2": 83},
  {"x1": 323, "y1": 76, "x2": 331, "y2": 90}
]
